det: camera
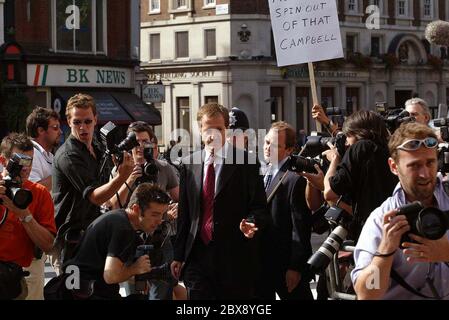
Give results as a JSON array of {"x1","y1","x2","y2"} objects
[
  {"x1": 100, "y1": 121, "x2": 139, "y2": 163},
  {"x1": 286, "y1": 155, "x2": 321, "y2": 174},
  {"x1": 383, "y1": 109, "x2": 415, "y2": 133},
  {"x1": 397, "y1": 201, "x2": 449, "y2": 244},
  {"x1": 307, "y1": 206, "x2": 353, "y2": 274},
  {"x1": 301, "y1": 132, "x2": 347, "y2": 159},
  {"x1": 134, "y1": 243, "x2": 175, "y2": 292},
  {"x1": 136, "y1": 143, "x2": 159, "y2": 185},
  {"x1": 0, "y1": 153, "x2": 33, "y2": 210}
]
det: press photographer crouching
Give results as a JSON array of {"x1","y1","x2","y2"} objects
[
  {"x1": 45, "y1": 183, "x2": 170, "y2": 300},
  {"x1": 352, "y1": 123, "x2": 449, "y2": 300},
  {"x1": 107, "y1": 121, "x2": 180, "y2": 300},
  {"x1": 0, "y1": 133, "x2": 56, "y2": 300},
  {"x1": 323, "y1": 110, "x2": 398, "y2": 241}
]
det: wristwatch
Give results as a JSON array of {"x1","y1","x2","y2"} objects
[{"x1": 19, "y1": 214, "x2": 33, "y2": 223}]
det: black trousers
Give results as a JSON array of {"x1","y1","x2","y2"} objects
[
  {"x1": 182, "y1": 239, "x2": 254, "y2": 300},
  {"x1": 255, "y1": 264, "x2": 314, "y2": 300}
]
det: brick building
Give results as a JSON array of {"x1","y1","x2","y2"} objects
[
  {"x1": 1, "y1": 0, "x2": 160, "y2": 139},
  {"x1": 140, "y1": 0, "x2": 449, "y2": 146}
]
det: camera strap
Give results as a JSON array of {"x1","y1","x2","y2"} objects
[
  {"x1": 390, "y1": 268, "x2": 439, "y2": 299},
  {"x1": 0, "y1": 208, "x2": 8, "y2": 227}
]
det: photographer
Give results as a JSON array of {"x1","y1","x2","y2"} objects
[
  {"x1": 52, "y1": 93, "x2": 134, "y2": 269},
  {"x1": 352, "y1": 123, "x2": 449, "y2": 300},
  {"x1": 323, "y1": 110, "x2": 398, "y2": 240},
  {"x1": 59, "y1": 183, "x2": 170, "y2": 300},
  {"x1": 0, "y1": 133, "x2": 56, "y2": 299},
  {"x1": 405, "y1": 98, "x2": 431, "y2": 126},
  {"x1": 108, "y1": 121, "x2": 179, "y2": 300}
]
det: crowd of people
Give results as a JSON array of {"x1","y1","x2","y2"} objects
[{"x1": 1, "y1": 93, "x2": 449, "y2": 300}]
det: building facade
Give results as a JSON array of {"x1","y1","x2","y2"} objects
[
  {"x1": 140, "y1": 0, "x2": 449, "y2": 146},
  {"x1": 0, "y1": 0, "x2": 160, "y2": 140}
]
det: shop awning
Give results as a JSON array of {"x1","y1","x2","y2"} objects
[
  {"x1": 111, "y1": 92, "x2": 162, "y2": 126},
  {"x1": 54, "y1": 90, "x2": 133, "y2": 124}
]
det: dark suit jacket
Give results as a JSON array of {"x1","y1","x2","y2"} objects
[
  {"x1": 262, "y1": 163, "x2": 312, "y2": 276},
  {"x1": 174, "y1": 146, "x2": 269, "y2": 285}
]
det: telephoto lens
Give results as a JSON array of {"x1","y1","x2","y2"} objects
[{"x1": 307, "y1": 226, "x2": 348, "y2": 274}]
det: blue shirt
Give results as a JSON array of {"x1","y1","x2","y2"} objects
[{"x1": 351, "y1": 176, "x2": 449, "y2": 300}]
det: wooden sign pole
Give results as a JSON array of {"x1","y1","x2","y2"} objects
[{"x1": 308, "y1": 62, "x2": 322, "y2": 132}]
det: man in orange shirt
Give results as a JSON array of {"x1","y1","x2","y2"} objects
[{"x1": 0, "y1": 133, "x2": 56, "y2": 299}]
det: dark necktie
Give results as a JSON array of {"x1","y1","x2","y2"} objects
[
  {"x1": 265, "y1": 173, "x2": 273, "y2": 191},
  {"x1": 200, "y1": 157, "x2": 215, "y2": 244}
]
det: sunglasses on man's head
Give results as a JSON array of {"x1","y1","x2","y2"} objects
[{"x1": 396, "y1": 137, "x2": 438, "y2": 151}]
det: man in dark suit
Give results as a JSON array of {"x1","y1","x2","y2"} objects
[
  {"x1": 256, "y1": 121, "x2": 313, "y2": 300},
  {"x1": 170, "y1": 103, "x2": 269, "y2": 300}
]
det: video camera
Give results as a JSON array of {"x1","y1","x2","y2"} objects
[
  {"x1": 100, "y1": 121, "x2": 139, "y2": 164},
  {"x1": 380, "y1": 107, "x2": 415, "y2": 133},
  {"x1": 397, "y1": 201, "x2": 449, "y2": 244},
  {"x1": 307, "y1": 206, "x2": 353, "y2": 274},
  {"x1": 134, "y1": 243, "x2": 176, "y2": 292},
  {"x1": 0, "y1": 153, "x2": 33, "y2": 209}
]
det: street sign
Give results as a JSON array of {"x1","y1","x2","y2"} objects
[{"x1": 142, "y1": 84, "x2": 165, "y2": 103}]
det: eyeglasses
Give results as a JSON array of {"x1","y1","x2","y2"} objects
[
  {"x1": 72, "y1": 119, "x2": 94, "y2": 126},
  {"x1": 396, "y1": 137, "x2": 438, "y2": 151},
  {"x1": 48, "y1": 124, "x2": 61, "y2": 131}
]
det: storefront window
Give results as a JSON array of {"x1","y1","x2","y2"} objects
[{"x1": 177, "y1": 97, "x2": 191, "y2": 134}]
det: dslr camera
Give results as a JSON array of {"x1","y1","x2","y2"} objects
[
  {"x1": 136, "y1": 143, "x2": 159, "y2": 185},
  {"x1": 301, "y1": 132, "x2": 347, "y2": 159},
  {"x1": 307, "y1": 206, "x2": 353, "y2": 274},
  {"x1": 0, "y1": 153, "x2": 33, "y2": 209},
  {"x1": 286, "y1": 155, "x2": 322, "y2": 174},
  {"x1": 397, "y1": 201, "x2": 449, "y2": 244},
  {"x1": 100, "y1": 121, "x2": 139, "y2": 164}
]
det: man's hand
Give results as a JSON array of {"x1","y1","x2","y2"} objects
[
  {"x1": 377, "y1": 209, "x2": 410, "y2": 255},
  {"x1": 402, "y1": 234, "x2": 449, "y2": 263},
  {"x1": 312, "y1": 104, "x2": 330, "y2": 125},
  {"x1": 286, "y1": 269, "x2": 301, "y2": 293},
  {"x1": 171, "y1": 260, "x2": 183, "y2": 280},
  {"x1": 298, "y1": 164, "x2": 325, "y2": 191},
  {"x1": 167, "y1": 202, "x2": 178, "y2": 221},
  {"x1": 132, "y1": 254, "x2": 152, "y2": 275},
  {"x1": 126, "y1": 165, "x2": 143, "y2": 185},
  {"x1": 322, "y1": 146, "x2": 340, "y2": 163},
  {"x1": 239, "y1": 219, "x2": 258, "y2": 239},
  {"x1": 117, "y1": 152, "x2": 135, "y2": 179}
]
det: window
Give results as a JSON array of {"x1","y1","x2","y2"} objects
[
  {"x1": 52, "y1": 0, "x2": 106, "y2": 53},
  {"x1": 346, "y1": 34, "x2": 357, "y2": 56},
  {"x1": 176, "y1": 31, "x2": 189, "y2": 58},
  {"x1": 173, "y1": 0, "x2": 187, "y2": 9},
  {"x1": 149, "y1": 34, "x2": 160, "y2": 60},
  {"x1": 204, "y1": 0, "x2": 216, "y2": 7},
  {"x1": 423, "y1": 0, "x2": 432, "y2": 17},
  {"x1": 205, "y1": 29, "x2": 216, "y2": 57},
  {"x1": 348, "y1": 0, "x2": 357, "y2": 12},
  {"x1": 370, "y1": 0, "x2": 382, "y2": 14},
  {"x1": 205, "y1": 96, "x2": 218, "y2": 104},
  {"x1": 177, "y1": 97, "x2": 191, "y2": 134},
  {"x1": 149, "y1": 0, "x2": 160, "y2": 13},
  {"x1": 397, "y1": 0, "x2": 408, "y2": 17},
  {"x1": 371, "y1": 36, "x2": 381, "y2": 57}
]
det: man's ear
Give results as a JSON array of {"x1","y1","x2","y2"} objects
[
  {"x1": 388, "y1": 157, "x2": 399, "y2": 176},
  {"x1": 37, "y1": 127, "x2": 46, "y2": 135},
  {"x1": 130, "y1": 203, "x2": 141, "y2": 216}
]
